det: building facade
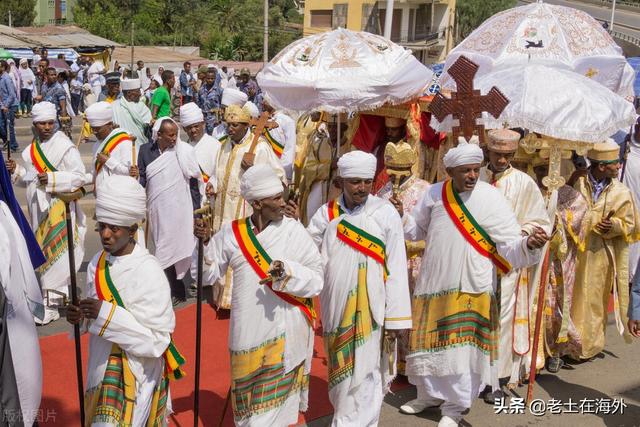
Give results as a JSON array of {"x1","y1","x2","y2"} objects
[
  {"x1": 303, "y1": 0, "x2": 456, "y2": 64},
  {"x1": 34, "y1": 0, "x2": 76, "y2": 25}
]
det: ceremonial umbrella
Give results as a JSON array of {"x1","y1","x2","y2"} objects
[
  {"x1": 257, "y1": 28, "x2": 433, "y2": 114},
  {"x1": 433, "y1": 63, "x2": 636, "y2": 144},
  {"x1": 439, "y1": 0, "x2": 636, "y2": 100}
]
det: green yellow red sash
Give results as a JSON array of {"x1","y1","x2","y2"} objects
[
  {"x1": 95, "y1": 251, "x2": 186, "y2": 380},
  {"x1": 95, "y1": 131, "x2": 131, "y2": 173},
  {"x1": 29, "y1": 139, "x2": 56, "y2": 173},
  {"x1": 336, "y1": 219, "x2": 389, "y2": 281},
  {"x1": 441, "y1": 180, "x2": 511, "y2": 275},
  {"x1": 263, "y1": 128, "x2": 284, "y2": 158},
  {"x1": 327, "y1": 198, "x2": 344, "y2": 221},
  {"x1": 231, "y1": 217, "x2": 316, "y2": 325}
]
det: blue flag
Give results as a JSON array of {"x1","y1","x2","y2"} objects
[{"x1": 0, "y1": 151, "x2": 46, "y2": 269}]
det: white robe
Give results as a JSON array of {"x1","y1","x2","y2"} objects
[
  {"x1": 112, "y1": 98, "x2": 152, "y2": 147},
  {"x1": 403, "y1": 181, "x2": 540, "y2": 409},
  {"x1": 479, "y1": 166, "x2": 550, "y2": 380},
  {"x1": 0, "y1": 202, "x2": 43, "y2": 427},
  {"x1": 624, "y1": 139, "x2": 640, "y2": 281},
  {"x1": 193, "y1": 133, "x2": 221, "y2": 192},
  {"x1": 92, "y1": 128, "x2": 135, "y2": 191},
  {"x1": 271, "y1": 111, "x2": 297, "y2": 181},
  {"x1": 83, "y1": 245, "x2": 175, "y2": 426},
  {"x1": 319, "y1": 195, "x2": 412, "y2": 426},
  {"x1": 146, "y1": 141, "x2": 200, "y2": 277},
  {"x1": 211, "y1": 129, "x2": 285, "y2": 308},
  {"x1": 12, "y1": 131, "x2": 88, "y2": 295},
  {"x1": 203, "y1": 217, "x2": 323, "y2": 426}
]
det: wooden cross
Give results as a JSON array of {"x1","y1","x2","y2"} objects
[
  {"x1": 247, "y1": 112, "x2": 279, "y2": 154},
  {"x1": 430, "y1": 55, "x2": 510, "y2": 146}
]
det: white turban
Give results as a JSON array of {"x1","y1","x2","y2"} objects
[
  {"x1": 221, "y1": 88, "x2": 248, "y2": 107},
  {"x1": 443, "y1": 136, "x2": 484, "y2": 168},
  {"x1": 121, "y1": 78, "x2": 140, "y2": 91},
  {"x1": 96, "y1": 175, "x2": 146, "y2": 227},
  {"x1": 180, "y1": 102, "x2": 204, "y2": 127},
  {"x1": 85, "y1": 102, "x2": 113, "y2": 127},
  {"x1": 244, "y1": 101, "x2": 260, "y2": 119},
  {"x1": 32, "y1": 102, "x2": 57, "y2": 123},
  {"x1": 240, "y1": 164, "x2": 284, "y2": 202},
  {"x1": 337, "y1": 150, "x2": 377, "y2": 179},
  {"x1": 152, "y1": 117, "x2": 180, "y2": 142}
]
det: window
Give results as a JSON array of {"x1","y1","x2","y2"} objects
[
  {"x1": 310, "y1": 10, "x2": 332, "y2": 28},
  {"x1": 332, "y1": 4, "x2": 348, "y2": 29}
]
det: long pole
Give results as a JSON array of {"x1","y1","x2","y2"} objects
[
  {"x1": 130, "y1": 21, "x2": 135, "y2": 76},
  {"x1": 193, "y1": 237, "x2": 204, "y2": 426},
  {"x1": 8, "y1": 10, "x2": 11, "y2": 28},
  {"x1": 383, "y1": 0, "x2": 394, "y2": 39},
  {"x1": 610, "y1": 0, "x2": 617, "y2": 32},
  {"x1": 64, "y1": 200, "x2": 85, "y2": 426},
  {"x1": 263, "y1": 0, "x2": 269, "y2": 65}
]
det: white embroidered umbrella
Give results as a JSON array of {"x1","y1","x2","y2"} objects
[
  {"x1": 432, "y1": 63, "x2": 636, "y2": 143},
  {"x1": 440, "y1": 0, "x2": 636, "y2": 100},
  {"x1": 257, "y1": 28, "x2": 433, "y2": 113}
]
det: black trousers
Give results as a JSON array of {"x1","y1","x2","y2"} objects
[{"x1": 164, "y1": 264, "x2": 186, "y2": 300}]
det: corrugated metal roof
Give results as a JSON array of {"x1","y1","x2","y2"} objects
[{"x1": 0, "y1": 25, "x2": 121, "y2": 48}]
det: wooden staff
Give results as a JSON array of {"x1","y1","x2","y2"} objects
[
  {"x1": 192, "y1": 204, "x2": 214, "y2": 426},
  {"x1": 52, "y1": 188, "x2": 86, "y2": 426}
]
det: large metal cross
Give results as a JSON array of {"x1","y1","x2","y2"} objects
[{"x1": 430, "y1": 55, "x2": 509, "y2": 146}]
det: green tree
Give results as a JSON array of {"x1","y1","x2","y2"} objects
[
  {"x1": 0, "y1": 0, "x2": 36, "y2": 27},
  {"x1": 456, "y1": 0, "x2": 517, "y2": 41}
]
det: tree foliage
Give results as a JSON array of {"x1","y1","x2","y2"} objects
[
  {"x1": 0, "y1": 0, "x2": 36, "y2": 27},
  {"x1": 73, "y1": 0, "x2": 302, "y2": 61},
  {"x1": 456, "y1": 0, "x2": 517, "y2": 41}
]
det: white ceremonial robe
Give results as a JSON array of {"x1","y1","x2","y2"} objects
[
  {"x1": 146, "y1": 141, "x2": 200, "y2": 277},
  {"x1": 93, "y1": 128, "x2": 135, "y2": 191},
  {"x1": 203, "y1": 217, "x2": 323, "y2": 426},
  {"x1": 271, "y1": 111, "x2": 297, "y2": 181},
  {"x1": 212, "y1": 123, "x2": 227, "y2": 140},
  {"x1": 211, "y1": 130, "x2": 285, "y2": 308},
  {"x1": 624, "y1": 139, "x2": 640, "y2": 281},
  {"x1": 320, "y1": 195, "x2": 412, "y2": 427},
  {"x1": 479, "y1": 166, "x2": 550, "y2": 381},
  {"x1": 193, "y1": 133, "x2": 221, "y2": 192},
  {"x1": 83, "y1": 245, "x2": 175, "y2": 426},
  {"x1": 0, "y1": 202, "x2": 43, "y2": 426},
  {"x1": 12, "y1": 131, "x2": 88, "y2": 295},
  {"x1": 112, "y1": 98, "x2": 152, "y2": 147},
  {"x1": 403, "y1": 181, "x2": 541, "y2": 413}
]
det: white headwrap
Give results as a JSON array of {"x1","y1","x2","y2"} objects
[
  {"x1": 152, "y1": 117, "x2": 181, "y2": 142},
  {"x1": 121, "y1": 78, "x2": 140, "y2": 91},
  {"x1": 443, "y1": 136, "x2": 484, "y2": 168},
  {"x1": 221, "y1": 88, "x2": 248, "y2": 107},
  {"x1": 31, "y1": 102, "x2": 57, "y2": 123},
  {"x1": 180, "y1": 102, "x2": 204, "y2": 127},
  {"x1": 244, "y1": 101, "x2": 260, "y2": 119},
  {"x1": 240, "y1": 164, "x2": 284, "y2": 202},
  {"x1": 85, "y1": 102, "x2": 113, "y2": 127},
  {"x1": 95, "y1": 175, "x2": 146, "y2": 227},
  {"x1": 337, "y1": 150, "x2": 377, "y2": 179},
  {"x1": 152, "y1": 75, "x2": 163, "y2": 86}
]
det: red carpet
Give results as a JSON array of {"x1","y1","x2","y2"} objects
[{"x1": 39, "y1": 303, "x2": 409, "y2": 426}]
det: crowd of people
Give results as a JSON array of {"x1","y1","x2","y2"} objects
[{"x1": 1, "y1": 45, "x2": 640, "y2": 427}]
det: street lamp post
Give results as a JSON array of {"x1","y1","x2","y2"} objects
[{"x1": 610, "y1": 0, "x2": 617, "y2": 32}]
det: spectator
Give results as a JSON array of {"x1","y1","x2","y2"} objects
[
  {"x1": 57, "y1": 71, "x2": 76, "y2": 118},
  {"x1": 36, "y1": 67, "x2": 70, "y2": 135},
  {"x1": 0, "y1": 60, "x2": 19, "y2": 152},
  {"x1": 69, "y1": 70, "x2": 83, "y2": 114},
  {"x1": 145, "y1": 78, "x2": 159, "y2": 105},
  {"x1": 151, "y1": 69, "x2": 174, "y2": 121},
  {"x1": 18, "y1": 58, "x2": 35, "y2": 117},
  {"x1": 179, "y1": 61, "x2": 196, "y2": 104}
]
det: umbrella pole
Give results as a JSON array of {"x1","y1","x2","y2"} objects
[{"x1": 336, "y1": 115, "x2": 342, "y2": 157}]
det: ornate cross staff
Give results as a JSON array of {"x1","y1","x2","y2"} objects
[
  {"x1": 246, "y1": 112, "x2": 279, "y2": 154},
  {"x1": 430, "y1": 55, "x2": 510, "y2": 145}
]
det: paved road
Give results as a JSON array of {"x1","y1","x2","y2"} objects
[
  {"x1": 9, "y1": 117, "x2": 640, "y2": 426},
  {"x1": 519, "y1": 0, "x2": 640, "y2": 40}
]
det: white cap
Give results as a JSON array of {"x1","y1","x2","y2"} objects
[
  {"x1": 244, "y1": 101, "x2": 260, "y2": 119},
  {"x1": 337, "y1": 151, "x2": 377, "y2": 179},
  {"x1": 443, "y1": 136, "x2": 484, "y2": 168},
  {"x1": 221, "y1": 88, "x2": 248, "y2": 107},
  {"x1": 96, "y1": 175, "x2": 146, "y2": 227},
  {"x1": 240, "y1": 164, "x2": 284, "y2": 201},
  {"x1": 85, "y1": 102, "x2": 113, "y2": 127},
  {"x1": 180, "y1": 102, "x2": 204, "y2": 127},
  {"x1": 32, "y1": 102, "x2": 57, "y2": 123},
  {"x1": 121, "y1": 78, "x2": 141, "y2": 91}
]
